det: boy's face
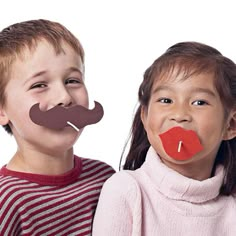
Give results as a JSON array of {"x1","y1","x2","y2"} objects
[
  {"x1": 1, "y1": 40, "x2": 88, "y2": 153},
  {"x1": 141, "y1": 72, "x2": 235, "y2": 166}
]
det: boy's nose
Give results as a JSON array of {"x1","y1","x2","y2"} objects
[
  {"x1": 54, "y1": 86, "x2": 73, "y2": 108},
  {"x1": 57, "y1": 93, "x2": 72, "y2": 107}
]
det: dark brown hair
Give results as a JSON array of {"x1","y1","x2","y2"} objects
[
  {"x1": 0, "y1": 19, "x2": 84, "y2": 134},
  {"x1": 122, "y1": 42, "x2": 236, "y2": 196}
]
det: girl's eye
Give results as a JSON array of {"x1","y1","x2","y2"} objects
[
  {"x1": 158, "y1": 98, "x2": 173, "y2": 104},
  {"x1": 65, "y1": 78, "x2": 81, "y2": 85},
  {"x1": 192, "y1": 100, "x2": 209, "y2": 106},
  {"x1": 30, "y1": 83, "x2": 47, "y2": 89}
]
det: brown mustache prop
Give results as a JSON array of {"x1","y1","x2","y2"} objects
[{"x1": 29, "y1": 101, "x2": 104, "y2": 131}]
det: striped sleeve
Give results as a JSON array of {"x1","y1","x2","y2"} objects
[{"x1": 0, "y1": 157, "x2": 115, "y2": 236}]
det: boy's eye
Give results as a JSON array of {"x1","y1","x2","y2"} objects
[
  {"x1": 65, "y1": 78, "x2": 81, "y2": 85},
  {"x1": 192, "y1": 100, "x2": 208, "y2": 106},
  {"x1": 30, "y1": 83, "x2": 47, "y2": 89},
  {"x1": 158, "y1": 98, "x2": 173, "y2": 104}
]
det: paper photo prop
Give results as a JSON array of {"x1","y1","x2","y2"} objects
[
  {"x1": 29, "y1": 101, "x2": 104, "y2": 132},
  {"x1": 159, "y1": 126, "x2": 203, "y2": 160}
]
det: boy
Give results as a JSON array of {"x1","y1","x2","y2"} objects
[{"x1": 0, "y1": 19, "x2": 115, "y2": 235}]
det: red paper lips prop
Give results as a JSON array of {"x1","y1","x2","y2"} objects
[{"x1": 159, "y1": 127, "x2": 203, "y2": 161}]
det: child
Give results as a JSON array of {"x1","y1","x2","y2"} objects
[
  {"x1": 0, "y1": 19, "x2": 115, "y2": 235},
  {"x1": 92, "y1": 42, "x2": 236, "y2": 235}
]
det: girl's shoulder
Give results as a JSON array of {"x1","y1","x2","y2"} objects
[
  {"x1": 232, "y1": 193, "x2": 236, "y2": 200},
  {"x1": 101, "y1": 169, "x2": 142, "y2": 198}
]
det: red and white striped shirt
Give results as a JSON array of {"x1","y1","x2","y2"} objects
[{"x1": 0, "y1": 156, "x2": 115, "y2": 236}]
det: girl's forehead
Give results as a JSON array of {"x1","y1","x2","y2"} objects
[
  {"x1": 153, "y1": 64, "x2": 216, "y2": 84},
  {"x1": 152, "y1": 68, "x2": 191, "y2": 86},
  {"x1": 151, "y1": 69, "x2": 216, "y2": 92}
]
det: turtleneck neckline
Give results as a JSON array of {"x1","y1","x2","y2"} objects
[{"x1": 142, "y1": 146, "x2": 224, "y2": 203}]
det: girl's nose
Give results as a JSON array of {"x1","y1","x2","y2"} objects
[{"x1": 169, "y1": 104, "x2": 192, "y2": 123}]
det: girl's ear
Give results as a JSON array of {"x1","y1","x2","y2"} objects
[
  {"x1": 140, "y1": 106, "x2": 147, "y2": 130},
  {"x1": 0, "y1": 106, "x2": 9, "y2": 125},
  {"x1": 223, "y1": 110, "x2": 236, "y2": 140}
]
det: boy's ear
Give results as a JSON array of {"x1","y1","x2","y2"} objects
[
  {"x1": 0, "y1": 106, "x2": 9, "y2": 125},
  {"x1": 223, "y1": 110, "x2": 236, "y2": 140}
]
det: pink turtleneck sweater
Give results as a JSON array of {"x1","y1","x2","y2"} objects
[{"x1": 92, "y1": 147, "x2": 236, "y2": 236}]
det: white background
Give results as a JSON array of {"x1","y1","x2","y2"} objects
[{"x1": 0, "y1": 0, "x2": 236, "y2": 170}]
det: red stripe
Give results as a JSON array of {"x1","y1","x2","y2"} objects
[{"x1": 0, "y1": 157, "x2": 115, "y2": 235}]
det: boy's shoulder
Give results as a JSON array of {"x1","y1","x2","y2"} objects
[
  {"x1": 77, "y1": 155, "x2": 115, "y2": 177},
  {"x1": 0, "y1": 156, "x2": 115, "y2": 187},
  {"x1": 79, "y1": 156, "x2": 115, "y2": 170}
]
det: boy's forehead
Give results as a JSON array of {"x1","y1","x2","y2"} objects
[
  {"x1": 17, "y1": 39, "x2": 80, "y2": 58},
  {"x1": 9, "y1": 40, "x2": 84, "y2": 78},
  {"x1": 12, "y1": 40, "x2": 83, "y2": 69}
]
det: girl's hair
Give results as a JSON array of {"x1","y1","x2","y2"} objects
[
  {"x1": 0, "y1": 19, "x2": 84, "y2": 134},
  {"x1": 122, "y1": 41, "x2": 236, "y2": 196}
]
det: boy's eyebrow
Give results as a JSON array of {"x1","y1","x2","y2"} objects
[
  {"x1": 153, "y1": 85, "x2": 217, "y2": 98},
  {"x1": 24, "y1": 67, "x2": 83, "y2": 85},
  {"x1": 24, "y1": 71, "x2": 47, "y2": 85},
  {"x1": 65, "y1": 66, "x2": 83, "y2": 75}
]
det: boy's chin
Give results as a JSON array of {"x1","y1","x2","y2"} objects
[{"x1": 45, "y1": 130, "x2": 81, "y2": 147}]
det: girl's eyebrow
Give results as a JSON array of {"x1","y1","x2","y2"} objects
[
  {"x1": 153, "y1": 85, "x2": 217, "y2": 98},
  {"x1": 152, "y1": 85, "x2": 172, "y2": 94},
  {"x1": 190, "y1": 88, "x2": 217, "y2": 98}
]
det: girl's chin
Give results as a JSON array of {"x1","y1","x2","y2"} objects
[{"x1": 158, "y1": 151, "x2": 192, "y2": 163}]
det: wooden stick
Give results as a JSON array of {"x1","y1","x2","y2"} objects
[
  {"x1": 67, "y1": 121, "x2": 80, "y2": 132},
  {"x1": 178, "y1": 141, "x2": 182, "y2": 152}
]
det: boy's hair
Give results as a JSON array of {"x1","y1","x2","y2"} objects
[
  {"x1": 122, "y1": 41, "x2": 236, "y2": 196},
  {"x1": 0, "y1": 19, "x2": 84, "y2": 134}
]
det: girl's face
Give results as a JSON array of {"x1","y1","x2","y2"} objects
[
  {"x1": 0, "y1": 40, "x2": 88, "y2": 155},
  {"x1": 141, "y1": 72, "x2": 235, "y2": 166}
]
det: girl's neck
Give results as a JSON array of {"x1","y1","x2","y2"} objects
[
  {"x1": 7, "y1": 147, "x2": 74, "y2": 176},
  {"x1": 160, "y1": 157, "x2": 215, "y2": 181}
]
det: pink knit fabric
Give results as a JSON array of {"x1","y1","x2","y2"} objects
[{"x1": 93, "y1": 147, "x2": 236, "y2": 236}]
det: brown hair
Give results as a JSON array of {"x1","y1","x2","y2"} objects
[
  {"x1": 122, "y1": 42, "x2": 236, "y2": 195},
  {"x1": 0, "y1": 19, "x2": 84, "y2": 134}
]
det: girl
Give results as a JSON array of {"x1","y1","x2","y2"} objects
[{"x1": 92, "y1": 42, "x2": 236, "y2": 235}]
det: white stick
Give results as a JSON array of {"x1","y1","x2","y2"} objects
[
  {"x1": 178, "y1": 141, "x2": 182, "y2": 152},
  {"x1": 67, "y1": 121, "x2": 80, "y2": 132}
]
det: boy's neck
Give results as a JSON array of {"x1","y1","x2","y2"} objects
[{"x1": 6, "y1": 148, "x2": 74, "y2": 176}]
